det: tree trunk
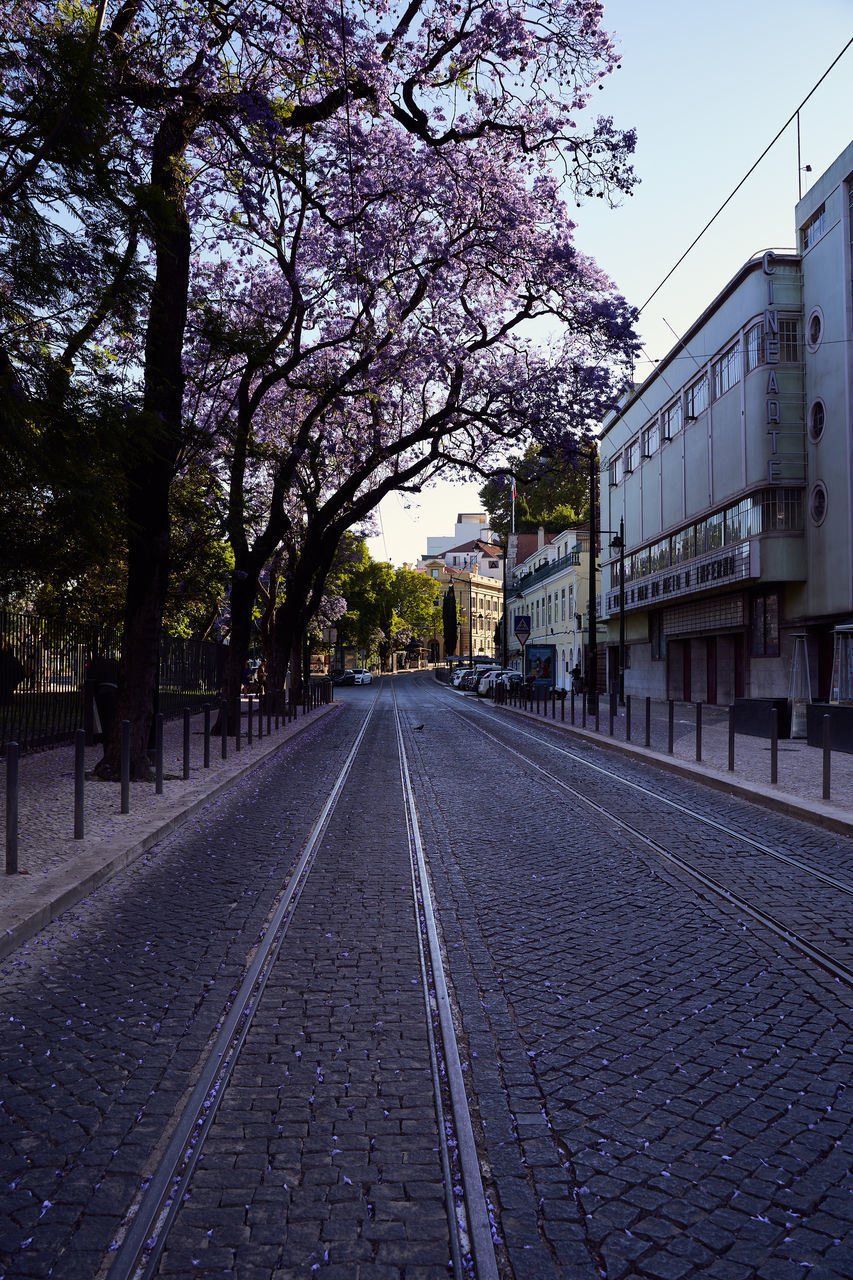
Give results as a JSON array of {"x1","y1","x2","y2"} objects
[{"x1": 94, "y1": 107, "x2": 200, "y2": 779}]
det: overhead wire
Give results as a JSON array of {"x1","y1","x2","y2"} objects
[{"x1": 637, "y1": 36, "x2": 853, "y2": 318}]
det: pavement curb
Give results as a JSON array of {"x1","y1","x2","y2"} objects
[
  {"x1": 1, "y1": 703, "x2": 341, "y2": 962},
  {"x1": 492, "y1": 701, "x2": 853, "y2": 839}
]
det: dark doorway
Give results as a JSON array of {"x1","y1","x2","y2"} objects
[{"x1": 706, "y1": 637, "x2": 717, "y2": 705}]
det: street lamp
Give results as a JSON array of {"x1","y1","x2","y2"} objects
[{"x1": 608, "y1": 518, "x2": 626, "y2": 705}]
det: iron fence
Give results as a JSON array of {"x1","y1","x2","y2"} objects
[{"x1": 0, "y1": 609, "x2": 226, "y2": 755}]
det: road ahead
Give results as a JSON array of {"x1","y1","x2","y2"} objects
[{"x1": 2, "y1": 671, "x2": 852, "y2": 1279}]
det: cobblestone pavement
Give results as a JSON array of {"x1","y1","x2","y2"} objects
[
  {"x1": 2, "y1": 672, "x2": 853, "y2": 1280},
  {"x1": 154, "y1": 696, "x2": 452, "y2": 1278},
  {"x1": 395, "y1": 674, "x2": 853, "y2": 1279}
]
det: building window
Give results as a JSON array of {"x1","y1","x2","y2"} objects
[
  {"x1": 801, "y1": 203, "x2": 826, "y2": 252},
  {"x1": 806, "y1": 308, "x2": 823, "y2": 352},
  {"x1": 712, "y1": 343, "x2": 741, "y2": 399},
  {"x1": 778, "y1": 319, "x2": 800, "y2": 363},
  {"x1": 745, "y1": 322, "x2": 763, "y2": 372},
  {"x1": 686, "y1": 374, "x2": 708, "y2": 419},
  {"x1": 625, "y1": 438, "x2": 640, "y2": 472},
  {"x1": 809, "y1": 399, "x2": 826, "y2": 443},
  {"x1": 662, "y1": 399, "x2": 682, "y2": 439},
  {"x1": 609, "y1": 456, "x2": 622, "y2": 486},
  {"x1": 561, "y1": 588, "x2": 566, "y2": 620},
  {"x1": 751, "y1": 592, "x2": 780, "y2": 658},
  {"x1": 642, "y1": 421, "x2": 659, "y2": 456},
  {"x1": 809, "y1": 481, "x2": 828, "y2": 527}
]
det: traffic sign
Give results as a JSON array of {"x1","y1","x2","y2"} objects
[{"x1": 514, "y1": 615, "x2": 531, "y2": 646}]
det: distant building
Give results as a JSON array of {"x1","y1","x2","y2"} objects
[
  {"x1": 505, "y1": 527, "x2": 591, "y2": 689},
  {"x1": 424, "y1": 512, "x2": 493, "y2": 558}
]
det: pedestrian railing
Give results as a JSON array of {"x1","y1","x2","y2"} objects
[
  {"x1": 487, "y1": 681, "x2": 849, "y2": 810},
  {"x1": 4, "y1": 679, "x2": 334, "y2": 874}
]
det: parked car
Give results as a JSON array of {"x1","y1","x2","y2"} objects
[
  {"x1": 332, "y1": 670, "x2": 355, "y2": 685},
  {"x1": 351, "y1": 668, "x2": 373, "y2": 685},
  {"x1": 451, "y1": 668, "x2": 474, "y2": 688},
  {"x1": 476, "y1": 668, "x2": 517, "y2": 695}
]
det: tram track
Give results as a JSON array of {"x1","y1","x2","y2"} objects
[
  {"x1": 103, "y1": 684, "x2": 498, "y2": 1280},
  {"x1": 428, "y1": 682, "x2": 853, "y2": 990}
]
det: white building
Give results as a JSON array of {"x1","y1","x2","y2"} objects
[
  {"x1": 424, "y1": 512, "x2": 493, "y2": 558},
  {"x1": 505, "y1": 527, "x2": 590, "y2": 689},
  {"x1": 598, "y1": 139, "x2": 853, "y2": 713}
]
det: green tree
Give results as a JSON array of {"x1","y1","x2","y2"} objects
[{"x1": 480, "y1": 444, "x2": 590, "y2": 538}]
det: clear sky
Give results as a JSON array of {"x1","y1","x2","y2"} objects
[{"x1": 368, "y1": 0, "x2": 853, "y2": 566}]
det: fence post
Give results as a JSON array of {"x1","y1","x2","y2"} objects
[
  {"x1": 645, "y1": 696, "x2": 651, "y2": 749},
  {"x1": 695, "y1": 701, "x2": 702, "y2": 763},
  {"x1": 183, "y1": 708, "x2": 191, "y2": 780},
  {"x1": 626, "y1": 694, "x2": 631, "y2": 743},
  {"x1": 609, "y1": 697, "x2": 614, "y2": 737},
  {"x1": 121, "y1": 720, "x2": 130, "y2": 814},
  {"x1": 595, "y1": 699, "x2": 600, "y2": 734},
  {"x1": 221, "y1": 701, "x2": 228, "y2": 760},
  {"x1": 770, "y1": 707, "x2": 778, "y2": 785},
  {"x1": 551, "y1": 690, "x2": 556, "y2": 720},
  {"x1": 235, "y1": 697, "x2": 242, "y2": 751},
  {"x1": 155, "y1": 713, "x2": 164, "y2": 795},
  {"x1": 74, "y1": 730, "x2": 85, "y2": 839},
  {"x1": 667, "y1": 700, "x2": 674, "y2": 755},
  {"x1": 561, "y1": 692, "x2": 565, "y2": 722},
  {"x1": 247, "y1": 696, "x2": 253, "y2": 746},
  {"x1": 728, "y1": 704, "x2": 735, "y2": 772},
  {"x1": 823, "y1": 714, "x2": 831, "y2": 801},
  {"x1": 6, "y1": 743, "x2": 19, "y2": 874},
  {"x1": 203, "y1": 704, "x2": 211, "y2": 769}
]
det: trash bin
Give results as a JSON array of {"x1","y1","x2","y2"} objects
[{"x1": 94, "y1": 682, "x2": 118, "y2": 744}]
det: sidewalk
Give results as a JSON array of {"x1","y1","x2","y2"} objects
[
  {"x1": 498, "y1": 693, "x2": 853, "y2": 837},
  {"x1": 0, "y1": 701, "x2": 341, "y2": 962}
]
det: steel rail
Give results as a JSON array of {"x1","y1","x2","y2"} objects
[
  {"x1": 450, "y1": 702, "x2": 853, "y2": 988},
  {"x1": 462, "y1": 691, "x2": 853, "y2": 897},
  {"x1": 105, "y1": 688, "x2": 382, "y2": 1280},
  {"x1": 392, "y1": 687, "x2": 500, "y2": 1280}
]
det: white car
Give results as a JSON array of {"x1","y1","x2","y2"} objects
[
  {"x1": 352, "y1": 668, "x2": 373, "y2": 685},
  {"x1": 451, "y1": 668, "x2": 474, "y2": 688}
]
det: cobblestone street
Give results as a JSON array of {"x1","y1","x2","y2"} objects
[{"x1": 2, "y1": 672, "x2": 852, "y2": 1279}]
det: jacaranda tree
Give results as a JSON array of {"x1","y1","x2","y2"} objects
[{"x1": 0, "y1": 0, "x2": 638, "y2": 775}]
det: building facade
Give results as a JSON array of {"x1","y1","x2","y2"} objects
[
  {"x1": 598, "y1": 139, "x2": 853, "y2": 707},
  {"x1": 505, "y1": 527, "x2": 591, "y2": 688}
]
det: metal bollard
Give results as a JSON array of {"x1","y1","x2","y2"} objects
[
  {"x1": 823, "y1": 714, "x2": 831, "y2": 801},
  {"x1": 204, "y1": 704, "x2": 211, "y2": 769},
  {"x1": 235, "y1": 699, "x2": 241, "y2": 751},
  {"x1": 770, "y1": 707, "x2": 778, "y2": 785},
  {"x1": 609, "y1": 698, "x2": 614, "y2": 737},
  {"x1": 667, "y1": 700, "x2": 674, "y2": 755},
  {"x1": 626, "y1": 694, "x2": 631, "y2": 743},
  {"x1": 183, "y1": 707, "x2": 191, "y2": 780},
  {"x1": 695, "y1": 701, "x2": 702, "y2": 762},
  {"x1": 582, "y1": 693, "x2": 587, "y2": 728},
  {"x1": 6, "y1": 742, "x2": 19, "y2": 874},
  {"x1": 645, "y1": 696, "x2": 651, "y2": 749},
  {"x1": 155, "y1": 713, "x2": 164, "y2": 794},
  {"x1": 561, "y1": 692, "x2": 565, "y2": 722},
  {"x1": 595, "y1": 699, "x2": 600, "y2": 734},
  {"x1": 570, "y1": 691, "x2": 575, "y2": 724},
  {"x1": 275, "y1": 695, "x2": 280, "y2": 731},
  {"x1": 74, "y1": 730, "x2": 85, "y2": 839},
  {"x1": 221, "y1": 701, "x2": 228, "y2": 760},
  {"x1": 121, "y1": 720, "x2": 130, "y2": 813},
  {"x1": 247, "y1": 696, "x2": 253, "y2": 745},
  {"x1": 551, "y1": 691, "x2": 556, "y2": 720},
  {"x1": 728, "y1": 704, "x2": 735, "y2": 772}
]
